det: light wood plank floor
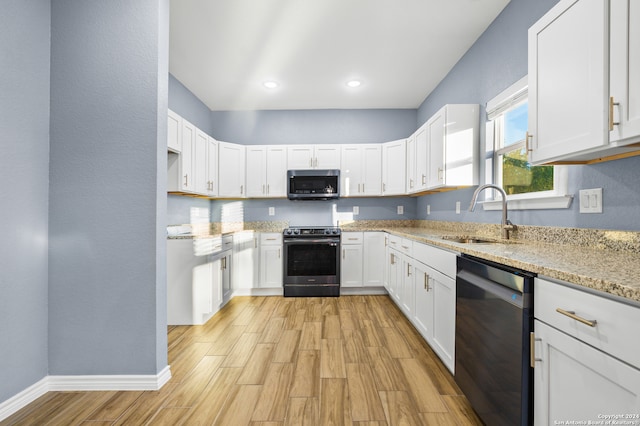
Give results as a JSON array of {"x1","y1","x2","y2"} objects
[{"x1": 2, "y1": 295, "x2": 482, "y2": 425}]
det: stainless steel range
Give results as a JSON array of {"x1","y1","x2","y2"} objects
[{"x1": 282, "y1": 226, "x2": 341, "y2": 297}]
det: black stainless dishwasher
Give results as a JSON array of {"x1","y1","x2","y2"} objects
[{"x1": 455, "y1": 254, "x2": 535, "y2": 426}]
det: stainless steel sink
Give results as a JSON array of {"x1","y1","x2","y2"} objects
[{"x1": 441, "y1": 236, "x2": 500, "y2": 244}]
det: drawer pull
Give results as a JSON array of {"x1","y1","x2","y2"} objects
[{"x1": 556, "y1": 308, "x2": 597, "y2": 327}]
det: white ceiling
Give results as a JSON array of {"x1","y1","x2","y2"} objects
[{"x1": 169, "y1": 0, "x2": 510, "y2": 111}]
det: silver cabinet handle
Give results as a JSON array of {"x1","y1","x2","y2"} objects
[
  {"x1": 556, "y1": 308, "x2": 597, "y2": 327},
  {"x1": 390, "y1": 253, "x2": 395, "y2": 265},
  {"x1": 240, "y1": 185, "x2": 243, "y2": 195},
  {"x1": 407, "y1": 263, "x2": 411, "y2": 276},
  {"x1": 530, "y1": 332, "x2": 542, "y2": 368},
  {"x1": 262, "y1": 184, "x2": 265, "y2": 194},
  {"x1": 184, "y1": 174, "x2": 188, "y2": 187},
  {"x1": 609, "y1": 96, "x2": 620, "y2": 131},
  {"x1": 422, "y1": 174, "x2": 426, "y2": 185},
  {"x1": 343, "y1": 248, "x2": 346, "y2": 259},
  {"x1": 267, "y1": 184, "x2": 270, "y2": 194}
]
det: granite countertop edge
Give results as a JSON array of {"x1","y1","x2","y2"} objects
[{"x1": 352, "y1": 226, "x2": 640, "y2": 305}]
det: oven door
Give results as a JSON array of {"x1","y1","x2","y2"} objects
[{"x1": 283, "y1": 238, "x2": 340, "y2": 286}]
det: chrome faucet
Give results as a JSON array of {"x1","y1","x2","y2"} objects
[{"x1": 468, "y1": 184, "x2": 515, "y2": 240}]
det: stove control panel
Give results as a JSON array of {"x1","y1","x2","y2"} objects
[{"x1": 283, "y1": 227, "x2": 341, "y2": 237}]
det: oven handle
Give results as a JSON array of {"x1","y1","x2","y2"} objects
[{"x1": 283, "y1": 238, "x2": 340, "y2": 245}]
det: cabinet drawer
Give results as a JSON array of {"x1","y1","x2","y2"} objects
[
  {"x1": 535, "y1": 277, "x2": 640, "y2": 369},
  {"x1": 342, "y1": 232, "x2": 363, "y2": 245},
  {"x1": 412, "y1": 242, "x2": 458, "y2": 279},
  {"x1": 260, "y1": 233, "x2": 282, "y2": 246}
]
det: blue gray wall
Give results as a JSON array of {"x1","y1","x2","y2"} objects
[
  {"x1": 416, "y1": 0, "x2": 640, "y2": 231},
  {"x1": 210, "y1": 109, "x2": 417, "y2": 145},
  {"x1": 0, "y1": 0, "x2": 51, "y2": 403},
  {"x1": 48, "y1": 0, "x2": 168, "y2": 376}
]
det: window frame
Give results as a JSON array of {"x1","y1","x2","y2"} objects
[{"x1": 482, "y1": 76, "x2": 572, "y2": 211}]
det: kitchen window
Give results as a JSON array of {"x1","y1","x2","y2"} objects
[{"x1": 483, "y1": 76, "x2": 572, "y2": 210}]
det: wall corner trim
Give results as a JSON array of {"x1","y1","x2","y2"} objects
[{"x1": 0, "y1": 366, "x2": 172, "y2": 421}]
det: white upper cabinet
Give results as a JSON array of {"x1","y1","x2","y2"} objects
[
  {"x1": 168, "y1": 117, "x2": 195, "y2": 193},
  {"x1": 193, "y1": 129, "x2": 210, "y2": 195},
  {"x1": 405, "y1": 134, "x2": 417, "y2": 193},
  {"x1": 340, "y1": 144, "x2": 382, "y2": 197},
  {"x1": 246, "y1": 146, "x2": 287, "y2": 198},
  {"x1": 528, "y1": 0, "x2": 640, "y2": 164},
  {"x1": 167, "y1": 109, "x2": 182, "y2": 153},
  {"x1": 218, "y1": 141, "x2": 246, "y2": 198},
  {"x1": 287, "y1": 144, "x2": 341, "y2": 170},
  {"x1": 610, "y1": 0, "x2": 640, "y2": 144},
  {"x1": 427, "y1": 104, "x2": 479, "y2": 190},
  {"x1": 206, "y1": 136, "x2": 218, "y2": 197},
  {"x1": 414, "y1": 125, "x2": 428, "y2": 192},
  {"x1": 381, "y1": 139, "x2": 406, "y2": 196}
]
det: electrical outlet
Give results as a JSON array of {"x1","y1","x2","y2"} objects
[
  {"x1": 456, "y1": 201, "x2": 461, "y2": 214},
  {"x1": 353, "y1": 206, "x2": 359, "y2": 215},
  {"x1": 397, "y1": 205, "x2": 404, "y2": 215},
  {"x1": 579, "y1": 188, "x2": 603, "y2": 213},
  {"x1": 427, "y1": 205, "x2": 431, "y2": 215},
  {"x1": 268, "y1": 207, "x2": 275, "y2": 216}
]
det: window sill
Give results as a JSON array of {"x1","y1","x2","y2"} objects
[{"x1": 481, "y1": 194, "x2": 574, "y2": 211}]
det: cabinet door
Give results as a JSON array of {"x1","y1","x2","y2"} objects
[
  {"x1": 400, "y1": 256, "x2": 415, "y2": 318},
  {"x1": 405, "y1": 134, "x2": 416, "y2": 192},
  {"x1": 341, "y1": 244, "x2": 363, "y2": 287},
  {"x1": 206, "y1": 137, "x2": 218, "y2": 196},
  {"x1": 414, "y1": 125, "x2": 428, "y2": 191},
  {"x1": 314, "y1": 145, "x2": 341, "y2": 169},
  {"x1": 387, "y1": 250, "x2": 400, "y2": 302},
  {"x1": 382, "y1": 139, "x2": 406, "y2": 195},
  {"x1": 221, "y1": 252, "x2": 231, "y2": 302},
  {"x1": 610, "y1": 0, "x2": 640, "y2": 144},
  {"x1": 266, "y1": 146, "x2": 288, "y2": 197},
  {"x1": 430, "y1": 268, "x2": 455, "y2": 372},
  {"x1": 528, "y1": 0, "x2": 608, "y2": 164},
  {"x1": 232, "y1": 234, "x2": 257, "y2": 290},
  {"x1": 180, "y1": 120, "x2": 196, "y2": 191},
  {"x1": 193, "y1": 129, "x2": 209, "y2": 195},
  {"x1": 211, "y1": 257, "x2": 223, "y2": 310},
  {"x1": 427, "y1": 111, "x2": 445, "y2": 189},
  {"x1": 192, "y1": 262, "x2": 213, "y2": 325},
  {"x1": 246, "y1": 146, "x2": 267, "y2": 197},
  {"x1": 168, "y1": 109, "x2": 182, "y2": 152},
  {"x1": 533, "y1": 320, "x2": 640, "y2": 426},
  {"x1": 361, "y1": 145, "x2": 382, "y2": 196},
  {"x1": 259, "y1": 244, "x2": 283, "y2": 288},
  {"x1": 413, "y1": 261, "x2": 434, "y2": 340},
  {"x1": 218, "y1": 142, "x2": 246, "y2": 197},
  {"x1": 363, "y1": 232, "x2": 385, "y2": 287},
  {"x1": 340, "y1": 145, "x2": 363, "y2": 196},
  {"x1": 287, "y1": 145, "x2": 314, "y2": 169}
]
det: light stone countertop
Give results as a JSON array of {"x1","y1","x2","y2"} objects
[
  {"x1": 167, "y1": 219, "x2": 640, "y2": 304},
  {"x1": 348, "y1": 225, "x2": 640, "y2": 305}
]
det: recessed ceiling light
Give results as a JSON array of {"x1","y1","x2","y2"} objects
[
  {"x1": 263, "y1": 81, "x2": 279, "y2": 89},
  {"x1": 346, "y1": 80, "x2": 361, "y2": 88}
]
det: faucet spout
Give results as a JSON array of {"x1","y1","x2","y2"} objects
[{"x1": 468, "y1": 184, "x2": 515, "y2": 240}]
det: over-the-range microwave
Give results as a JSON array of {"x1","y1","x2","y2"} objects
[{"x1": 287, "y1": 169, "x2": 340, "y2": 201}]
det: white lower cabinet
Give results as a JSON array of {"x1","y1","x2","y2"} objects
[
  {"x1": 341, "y1": 232, "x2": 364, "y2": 287},
  {"x1": 386, "y1": 234, "x2": 458, "y2": 373},
  {"x1": 258, "y1": 233, "x2": 283, "y2": 288},
  {"x1": 363, "y1": 232, "x2": 385, "y2": 287},
  {"x1": 232, "y1": 232, "x2": 257, "y2": 292},
  {"x1": 167, "y1": 238, "x2": 228, "y2": 325},
  {"x1": 533, "y1": 277, "x2": 640, "y2": 425}
]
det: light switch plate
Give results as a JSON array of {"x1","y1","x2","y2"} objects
[
  {"x1": 268, "y1": 207, "x2": 275, "y2": 216},
  {"x1": 397, "y1": 205, "x2": 404, "y2": 215},
  {"x1": 579, "y1": 188, "x2": 603, "y2": 213},
  {"x1": 427, "y1": 205, "x2": 431, "y2": 215},
  {"x1": 353, "y1": 206, "x2": 359, "y2": 215},
  {"x1": 456, "y1": 201, "x2": 461, "y2": 214}
]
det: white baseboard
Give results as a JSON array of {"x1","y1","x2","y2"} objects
[
  {"x1": 0, "y1": 377, "x2": 49, "y2": 422},
  {"x1": 0, "y1": 366, "x2": 172, "y2": 421}
]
